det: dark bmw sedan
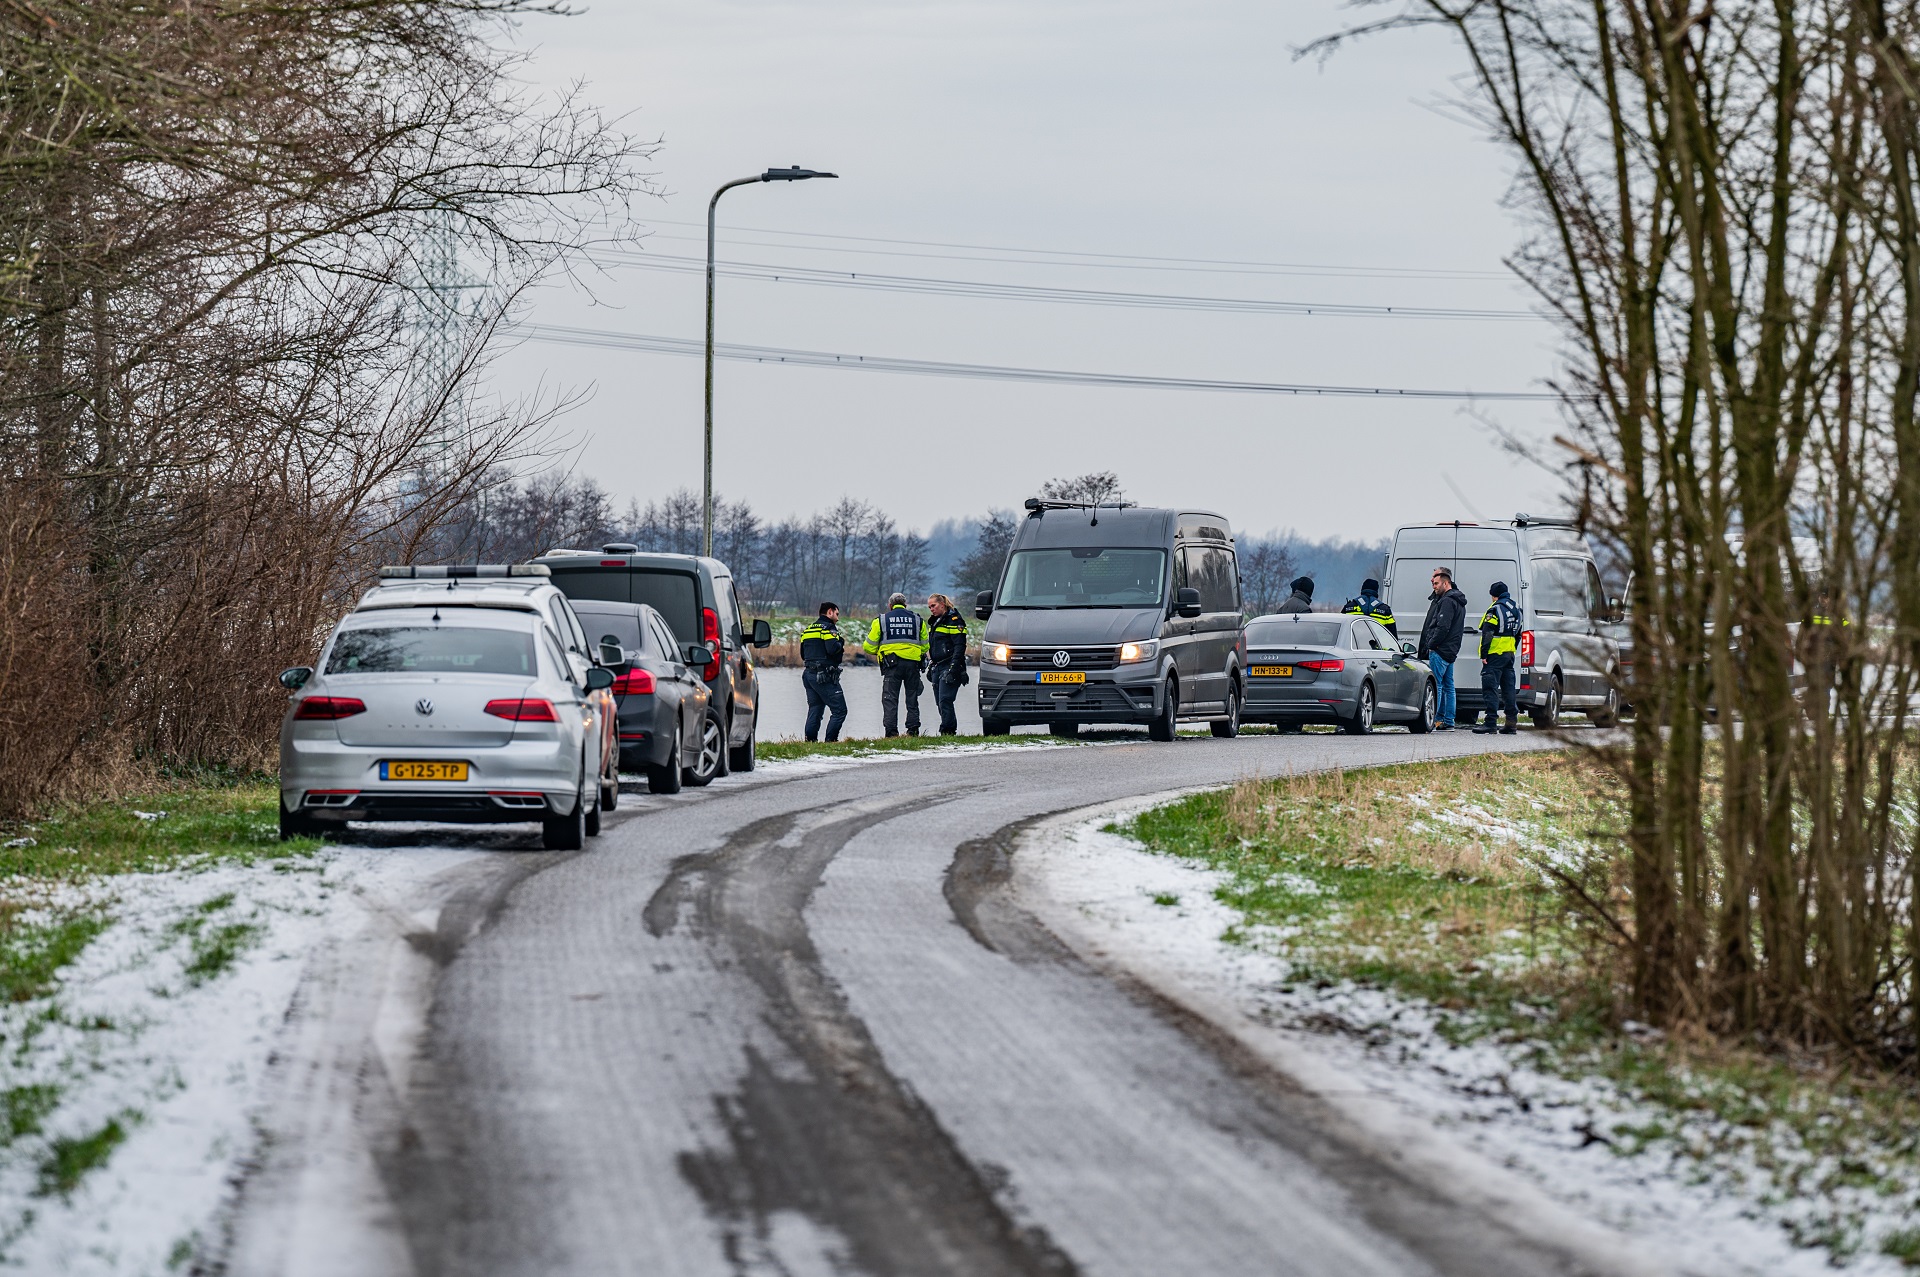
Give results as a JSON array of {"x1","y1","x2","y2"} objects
[
  {"x1": 569, "y1": 601, "x2": 716, "y2": 792},
  {"x1": 1241, "y1": 613, "x2": 1435, "y2": 734}
]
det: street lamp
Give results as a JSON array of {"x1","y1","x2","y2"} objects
[{"x1": 704, "y1": 165, "x2": 839, "y2": 557}]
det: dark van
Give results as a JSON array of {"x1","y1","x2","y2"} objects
[
  {"x1": 973, "y1": 501, "x2": 1243, "y2": 741},
  {"x1": 533, "y1": 546, "x2": 772, "y2": 771}
]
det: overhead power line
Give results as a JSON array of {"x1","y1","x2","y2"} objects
[
  {"x1": 636, "y1": 217, "x2": 1511, "y2": 282},
  {"x1": 520, "y1": 323, "x2": 1560, "y2": 401},
  {"x1": 594, "y1": 250, "x2": 1538, "y2": 321}
]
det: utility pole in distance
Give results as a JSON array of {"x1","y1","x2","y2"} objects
[{"x1": 704, "y1": 166, "x2": 838, "y2": 557}]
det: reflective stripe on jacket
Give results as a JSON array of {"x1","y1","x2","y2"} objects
[
  {"x1": 800, "y1": 619, "x2": 844, "y2": 668},
  {"x1": 1341, "y1": 596, "x2": 1398, "y2": 636},
  {"x1": 864, "y1": 606, "x2": 928, "y2": 660},
  {"x1": 1479, "y1": 596, "x2": 1522, "y2": 658},
  {"x1": 927, "y1": 611, "x2": 968, "y2": 666}
]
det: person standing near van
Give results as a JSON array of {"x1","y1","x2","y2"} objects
[
  {"x1": 864, "y1": 592, "x2": 928, "y2": 737},
  {"x1": 800, "y1": 602, "x2": 847, "y2": 743},
  {"x1": 1277, "y1": 577, "x2": 1315, "y2": 614},
  {"x1": 1340, "y1": 578, "x2": 1397, "y2": 636},
  {"x1": 926, "y1": 593, "x2": 969, "y2": 736},
  {"x1": 1474, "y1": 581, "x2": 1523, "y2": 734},
  {"x1": 1416, "y1": 567, "x2": 1467, "y2": 730}
]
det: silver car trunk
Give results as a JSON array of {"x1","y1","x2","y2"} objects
[{"x1": 328, "y1": 674, "x2": 533, "y2": 748}]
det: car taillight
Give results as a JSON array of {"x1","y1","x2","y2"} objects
[
  {"x1": 1520, "y1": 630, "x2": 1536, "y2": 666},
  {"x1": 701, "y1": 606, "x2": 721, "y2": 682},
  {"x1": 293, "y1": 696, "x2": 366, "y2": 720},
  {"x1": 612, "y1": 668, "x2": 655, "y2": 695},
  {"x1": 484, "y1": 698, "x2": 559, "y2": 722},
  {"x1": 1300, "y1": 659, "x2": 1345, "y2": 672}
]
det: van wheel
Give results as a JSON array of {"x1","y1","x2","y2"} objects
[
  {"x1": 1050, "y1": 722, "x2": 1081, "y2": 738},
  {"x1": 648, "y1": 726, "x2": 683, "y2": 794},
  {"x1": 982, "y1": 717, "x2": 1011, "y2": 736},
  {"x1": 1148, "y1": 677, "x2": 1178, "y2": 742},
  {"x1": 1530, "y1": 675, "x2": 1561, "y2": 728},
  {"x1": 1408, "y1": 681, "x2": 1436, "y2": 734},
  {"x1": 1342, "y1": 683, "x2": 1375, "y2": 735},
  {"x1": 729, "y1": 715, "x2": 757, "y2": 772},
  {"x1": 1211, "y1": 680, "x2": 1241, "y2": 738},
  {"x1": 1589, "y1": 684, "x2": 1619, "y2": 728}
]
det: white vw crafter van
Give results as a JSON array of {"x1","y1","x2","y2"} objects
[{"x1": 1383, "y1": 517, "x2": 1622, "y2": 727}]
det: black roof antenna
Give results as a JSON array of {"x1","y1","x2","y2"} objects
[{"x1": 431, "y1": 606, "x2": 441, "y2": 623}]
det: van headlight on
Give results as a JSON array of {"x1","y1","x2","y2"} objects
[
  {"x1": 1118, "y1": 641, "x2": 1157, "y2": 663},
  {"x1": 985, "y1": 643, "x2": 1011, "y2": 665}
]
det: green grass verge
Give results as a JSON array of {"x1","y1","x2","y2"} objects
[
  {"x1": 758, "y1": 733, "x2": 1080, "y2": 762},
  {"x1": 1115, "y1": 751, "x2": 1920, "y2": 1251},
  {"x1": 0, "y1": 779, "x2": 306, "y2": 883},
  {"x1": 35, "y1": 1112, "x2": 134, "y2": 1198}
]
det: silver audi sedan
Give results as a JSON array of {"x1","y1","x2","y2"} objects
[
  {"x1": 278, "y1": 602, "x2": 611, "y2": 848},
  {"x1": 1240, "y1": 613, "x2": 1435, "y2": 734}
]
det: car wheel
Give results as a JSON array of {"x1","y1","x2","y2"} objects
[
  {"x1": 543, "y1": 778, "x2": 587, "y2": 850},
  {"x1": 584, "y1": 791, "x2": 601, "y2": 837},
  {"x1": 712, "y1": 709, "x2": 733, "y2": 779},
  {"x1": 1409, "y1": 680, "x2": 1436, "y2": 734},
  {"x1": 1342, "y1": 683, "x2": 1375, "y2": 735},
  {"x1": 1530, "y1": 675, "x2": 1562, "y2": 728},
  {"x1": 684, "y1": 705, "x2": 726, "y2": 787},
  {"x1": 279, "y1": 803, "x2": 322, "y2": 841},
  {"x1": 1211, "y1": 680, "x2": 1241, "y2": 738},
  {"x1": 647, "y1": 725, "x2": 683, "y2": 794},
  {"x1": 729, "y1": 714, "x2": 757, "y2": 772},
  {"x1": 1148, "y1": 677, "x2": 1178, "y2": 742},
  {"x1": 1050, "y1": 721, "x2": 1081, "y2": 738},
  {"x1": 982, "y1": 716, "x2": 1011, "y2": 736}
]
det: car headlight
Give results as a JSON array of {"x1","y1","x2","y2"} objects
[
  {"x1": 985, "y1": 643, "x2": 1011, "y2": 665},
  {"x1": 1118, "y1": 641, "x2": 1157, "y2": 663}
]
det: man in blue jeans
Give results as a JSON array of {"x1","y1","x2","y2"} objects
[{"x1": 1415, "y1": 566, "x2": 1468, "y2": 730}]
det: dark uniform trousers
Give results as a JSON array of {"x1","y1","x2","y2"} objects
[
  {"x1": 882, "y1": 659, "x2": 923, "y2": 736},
  {"x1": 932, "y1": 671, "x2": 960, "y2": 735},
  {"x1": 803, "y1": 668, "x2": 847, "y2": 742},
  {"x1": 1480, "y1": 654, "x2": 1518, "y2": 728}
]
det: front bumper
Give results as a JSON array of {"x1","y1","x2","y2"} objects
[
  {"x1": 977, "y1": 665, "x2": 1162, "y2": 723},
  {"x1": 281, "y1": 737, "x2": 581, "y2": 823}
]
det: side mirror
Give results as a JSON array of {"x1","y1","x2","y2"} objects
[
  {"x1": 585, "y1": 666, "x2": 615, "y2": 691},
  {"x1": 1176, "y1": 587, "x2": 1202, "y2": 619},
  {"x1": 1400, "y1": 640, "x2": 1418, "y2": 656},
  {"x1": 279, "y1": 666, "x2": 312, "y2": 691},
  {"x1": 685, "y1": 643, "x2": 714, "y2": 667},
  {"x1": 751, "y1": 618, "x2": 772, "y2": 648},
  {"x1": 974, "y1": 590, "x2": 994, "y2": 621}
]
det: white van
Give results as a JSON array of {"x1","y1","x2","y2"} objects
[{"x1": 1382, "y1": 517, "x2": 1620, "y2": 726}]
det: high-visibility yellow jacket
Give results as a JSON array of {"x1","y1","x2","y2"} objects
[{"x1": 864, "y1": 606, "x2": 927, "y2": 661}]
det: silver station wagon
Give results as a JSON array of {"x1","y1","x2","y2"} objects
[{"x1": 277, "y1": 566, "x2": 614, "y2": 849}]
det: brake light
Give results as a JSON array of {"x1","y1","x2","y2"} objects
[
  {"x1": 612, "y1": 667, "x2": 655, "y2": 695},
  {"x1": 294, "y1": 696, "x2": 366, "y2": 720},
  {"x1": 600, "y1": 559, "x2": 627, "y2": 566},
  {"x1": 701, "y1": 606, "x2": 721, "y2": 683},
  {"x1": 1520, "y1": 630, "x2": 1536, "y2": 666},
  {"x1": 1300, "y1": 659, "x2": 1345, "y2": 672},
  {"x1": 484, "y1": 698, "x2": 559, "y2": 722}
]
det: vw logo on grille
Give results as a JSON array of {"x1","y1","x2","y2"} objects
[
  {"x1": 1051, "y1": 650, "x2": 1071, "y2": 668},
  {"x1": 414, "y1": 698, "x2": 434, "y2": 716}
]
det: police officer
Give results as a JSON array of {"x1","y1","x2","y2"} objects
[
  {"x1": 1473, "y1": 581, "x2": 1523, "y2": 734},
  {"x1": 1340, "y1": 577, "x2": 1398, "y2": 636},
  {"x1": 864, "y1": 592, "x2": 928, "y2": 737},
  {"x1": 925, "y1": 592, "x2": 969, "y2": 736},
  {"x1": 800, "y1": 601, "x2": 847, "y2": 743}
]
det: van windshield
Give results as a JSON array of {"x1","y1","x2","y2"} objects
[{"x1": 998, "y1": 549, "x2": 1166, "y2": 608}]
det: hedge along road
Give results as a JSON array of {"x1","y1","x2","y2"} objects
[{"x1": 226, "y1": 729, "x2": 1612, "y2": 1277}]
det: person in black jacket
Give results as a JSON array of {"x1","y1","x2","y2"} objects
[
  {"x1": 925, "y1": 593, "x2": 969, "y2": 736},
  {"x1": 799, "y1": 602, "x2": 847, "y2": 742},
  {"x1": 1276, "y1": 577, "x2": 1315, "y2": 614},
  {"x1": 1415, "y1": 567, "x2": 1468, "y2": 730}
]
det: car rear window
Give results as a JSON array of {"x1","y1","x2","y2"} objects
[
  {"x1": 548, "y1": 568, "x2": 700, "y2": 643},
  {"x1": 326, "y1": 627, "x2": 535, "y2": 676},
  {"x1": 1245, "y1": 618, "x2": 1347, "y2": 647},
  {"x1": 571, "y1": 607, "x2": 645, "y2": 654}
]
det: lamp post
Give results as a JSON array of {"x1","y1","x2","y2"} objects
[{"x1": 704, "y1": 165, "x2": 838, "y2": 557}]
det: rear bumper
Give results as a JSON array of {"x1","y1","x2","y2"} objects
[
  {"x1": 281, "y1": 737, "x2": 579, "y2": 821},
  {"x1": 1244, "y1": 675, "x2": 1352, "y2": 722}
]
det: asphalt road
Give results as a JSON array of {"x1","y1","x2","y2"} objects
[{"x1": 231, "y1": 728, "x2": 1613, "y2": 1277}]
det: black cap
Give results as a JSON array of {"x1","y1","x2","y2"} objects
[
  {"x1": 1291, "y1": 577, "x2": 1315, "y2": 597},
  {"x1": 1490, "y1": 580, "x2": 1510, "y2": 596},
  {"x1": 1361, "y1": 578, "x2": 1380, "y2": 594}
]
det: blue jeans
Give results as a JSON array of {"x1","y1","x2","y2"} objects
[{"x1": 1427, "y1": 653, "x2": 1456, "y2": 725}]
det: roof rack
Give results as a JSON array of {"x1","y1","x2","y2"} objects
[
  {"x1": 1022, "y1": 497, "x2": 1137, "y2": 513},
  {"x1": 378, "y1": 564, "x2": 550, "y2": 580},
  {"x1": 1511, "y1": 513, "x2": 1580, "y2": 528}
]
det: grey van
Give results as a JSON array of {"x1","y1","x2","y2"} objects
[
  {"x1": 1382, "y1": 517, "x2": 1620, "y2": 727},
  {"x1": 533, "y1": 546, "x2": 772, "y2": 771},
  {"x1": 973, "y1": 501, "x2": 1243, "y2": 741}
]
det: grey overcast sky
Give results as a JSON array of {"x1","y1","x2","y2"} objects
[{"x1": 483, "y1": 0, "x2": 1569, "y2": 543}]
